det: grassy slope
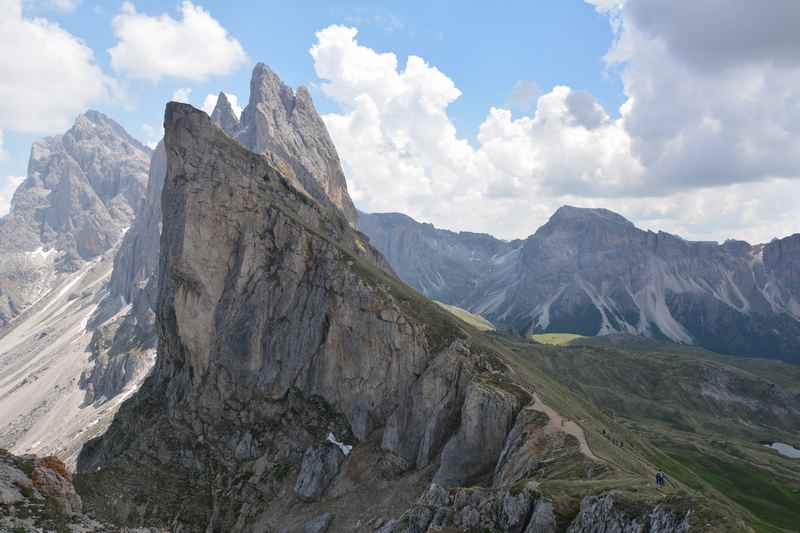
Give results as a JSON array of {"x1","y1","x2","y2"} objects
[
  {"x1": 531, "y1": 332, "x2": 586, "y2": 345},
  {"x1": 510, "y1": 338, "x2": 800, "y2": 533},
  {"x1": 342, "y1": 236, "x2": 796, "y2": 531},
  {"x1": 435, "y1": 301, "x2": 496, "y2": 331}
]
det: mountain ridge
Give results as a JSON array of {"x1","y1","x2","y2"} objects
[{"x1": 359, "y1": 206, "x2": 800, "y2": 361}]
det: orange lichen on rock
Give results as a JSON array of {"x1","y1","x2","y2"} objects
[{"x1": 33, "y1": 456, "x2": 72, "y2": 483}]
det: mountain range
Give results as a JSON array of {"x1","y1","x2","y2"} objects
[
  {"x1": 359, "y1": 208, "x2": 800, "y2": 361},
  {"x1": 0, "y1": 64, "x2": 798, "y2": 532}
]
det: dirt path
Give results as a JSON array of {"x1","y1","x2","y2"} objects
[{"x1": 531, "y1": 392, "x2": 600, "y2": 462}]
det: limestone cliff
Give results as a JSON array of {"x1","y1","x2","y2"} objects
[
  {"x1": 237, "y1": 63, "x2": 357, "y2": 226},
  {"x1": 75, "y1": 104, "x2": 702, "y2": 532}
]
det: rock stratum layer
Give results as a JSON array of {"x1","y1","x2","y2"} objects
[
  {"x1": 359, "y1": 207, "x2": 800, "y2": 361},
  {"x1": 75, "y1": 103, "x2": 702, "y2": 532}
]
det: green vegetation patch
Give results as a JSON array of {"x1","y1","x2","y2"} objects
[
  {"x1": 665, "y1": 448, "x2": 800, "y2": 532},
  {"x1": 435, "y1": 301, "x2": 496, "y2": 332},
  {"x1": 531, "y1": 333, "x2": 586, "y2": 346}
]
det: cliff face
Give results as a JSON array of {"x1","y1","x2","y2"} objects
[
  {"x1": 237, "y1": 63, "x2": 357, "y2": 226},
  {"x1": 360, "y1": 207, "x2": 800, "y2": 361},
  {"x1": 76, "y1": 103, "x2": 695, "y2": 532}
]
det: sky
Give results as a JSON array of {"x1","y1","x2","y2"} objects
[{"x1": 1, "y1": 0, "x2": 800, "y2": 243}]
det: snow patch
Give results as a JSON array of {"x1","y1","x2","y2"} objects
[{"x1": 327, "y1": 432, "x2": 352, "y2": 456}]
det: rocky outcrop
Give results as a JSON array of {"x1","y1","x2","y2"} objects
[
  {"x1": 294, "y1": 444, "x2": 345, "y2": 501},
  {"x1": 433, "y1": 379, "x2": 526, "y2": 487},
  {"x1": 0, "y1": 449, "x2": 159, "y2": 531},
  {"x1": 74, "y1": 103, "x2": 583, "y2": 531},
  {"x1": 0, "y1": 111, "x2": 150, "y2": 329},
  {"x1": 209, "y1": 92, "x2": 240, "y2": 136},
  {"x1": 360, "y1": 207, "x2": 800, "y2": 361},
  {"x1": 238, "y1": 63, "x2": 357, "y2": 226},
  {"x1": 567, "y1": 493, "x2": 690, "y2": 533}
]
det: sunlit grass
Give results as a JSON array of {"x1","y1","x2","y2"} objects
[{"x1": 531, "y1": 332, "x2": 585, "y2": 345}]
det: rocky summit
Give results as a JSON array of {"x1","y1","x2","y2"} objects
[
  {"x1": 0, "y1": 111, "x2": 150, "y2": 329},
  {"x1": 360, "y1": 206, "x2": 800, "y2": 361},
  {"x1": 73, "y1": 102, "x2": 721, "y2": 532}
]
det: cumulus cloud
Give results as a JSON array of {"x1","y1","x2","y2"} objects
[
  {"x1": 172, "y1": 87, "x2": 192, "y2": 103},
  {"x1": 311, "y1": 22, "x2": 800, "y2": 243},
  {"x1": 201, "y1": 92, "x2": 242, "y2": 118},
  {"x1": 109, "y1": 1, "x2": 248, "y2": 81},
  {"x1": 0, "y1": 175, "x2": 25, "y2": 217},
  {"x1": 0, "y1": 0, "x2": 114, "y2": 134},
  {"x1": 590, "y1": 0, "x2": 800, "y2": 191}
]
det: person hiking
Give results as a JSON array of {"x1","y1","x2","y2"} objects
[{"x1": 655, "y1": 471, "x2": 663, "y2": 487}]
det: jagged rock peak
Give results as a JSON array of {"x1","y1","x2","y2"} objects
[
  {"x1": 238, "y1": 62, "x2": 358, "y2": 225},
  {"x1": 209, "y1": 91, "x2": 240, "y2": 136},
  {"x1": 71, "y1": 109, "x2": 152, "y2": 154}
]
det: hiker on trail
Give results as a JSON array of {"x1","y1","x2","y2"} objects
[{"x1": 655, "y1": 471, "x2": 663, "y2": 487}]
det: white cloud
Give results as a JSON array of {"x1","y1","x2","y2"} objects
[
  {"x1": 141, "y1": 123, "x2": 163, "y2": 149},
  {"x1": 590, "y1": 0, "x2": 800, "y2": 191},
  {"x1": 311, "y1": 24, "x2": 800, "y2": 243},
  {"x1": 0, "y1": 0, "x2": 114, "y2": 134},
  {"x1": 172, "y1": 87, "x2": 192, "y2": 103},
  {"x1": 109, "y1": 1, "x2": 248, "y2": 82},
  {"x1": 201, "y1": 92, "x2": 242, "y2": 119},
  {"x1": 0, "y1": 175, "x2": 25, "y2": 217}
]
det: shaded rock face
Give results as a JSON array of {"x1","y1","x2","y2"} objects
[
  {"x1": 0, "y1": 111, "x2": 150, "y2": 328},
  {"x1": 358, "y1": 211, "x2": 521, "y2": 306},
  {"x1": 78, "y1": 141, "x2": 167, "y2": 405},
  {"x1": 237, "y1": 63, "x2": 357, "y2": 226},
  {"x1": 294, "y1": 445, "x2": 344, "y2": 501},
  {"x1": 360, "y1": 206, "x2": 800, "y2": 361}
]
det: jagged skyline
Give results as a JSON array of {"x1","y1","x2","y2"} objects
[{"x1": 2, "y1": 1, "x2": 800, "y2": 244}]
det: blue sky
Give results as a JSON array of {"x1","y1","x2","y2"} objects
[
  {"x1": 1, "y1": 0, "x2": 621, "y2": 177},
  {"x1": 3, "y1": 0, "x2": 800, "y2": 242}
]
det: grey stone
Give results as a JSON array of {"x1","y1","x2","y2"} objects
[
  {"x1": 210, "y1": 91, "x2": 241, "y2": 136},
  {"x1": 525, "y1": 500, "x2": 556, "y2": 533},
  {"x1": 433, "y1": 380, "x2": 523, "y2": 487},
  {"x1": 294, "y1": 445, "x2": 344, "y2": 501},
  {"x1": 303, "y1": 512, "x2": 333, "y2": 533},
  {"x1": 238, "y1": 63, "x2": 357, "y2": 226},
  {"x1": 359, "y1": 206, "x2": 800, "y2": 361}
]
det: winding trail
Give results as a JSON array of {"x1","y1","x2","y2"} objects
[{"x1": 531, "y1": 392, "x2": 600, "y2": 461}]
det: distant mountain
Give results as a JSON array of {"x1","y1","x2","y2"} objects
[
  {"x1": 359, "y1": 206, "x2": 800, "y2": 361},
  {"x1": 0, "y1": 112, "x2": 154, "y2": 463},
  {"x1": 0, "y1": 111, "x2": 150, "y2": 329}
]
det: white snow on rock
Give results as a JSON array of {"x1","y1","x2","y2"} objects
[{"x1": 326, "y1": 432, "x2": 352, "y2": 456}]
